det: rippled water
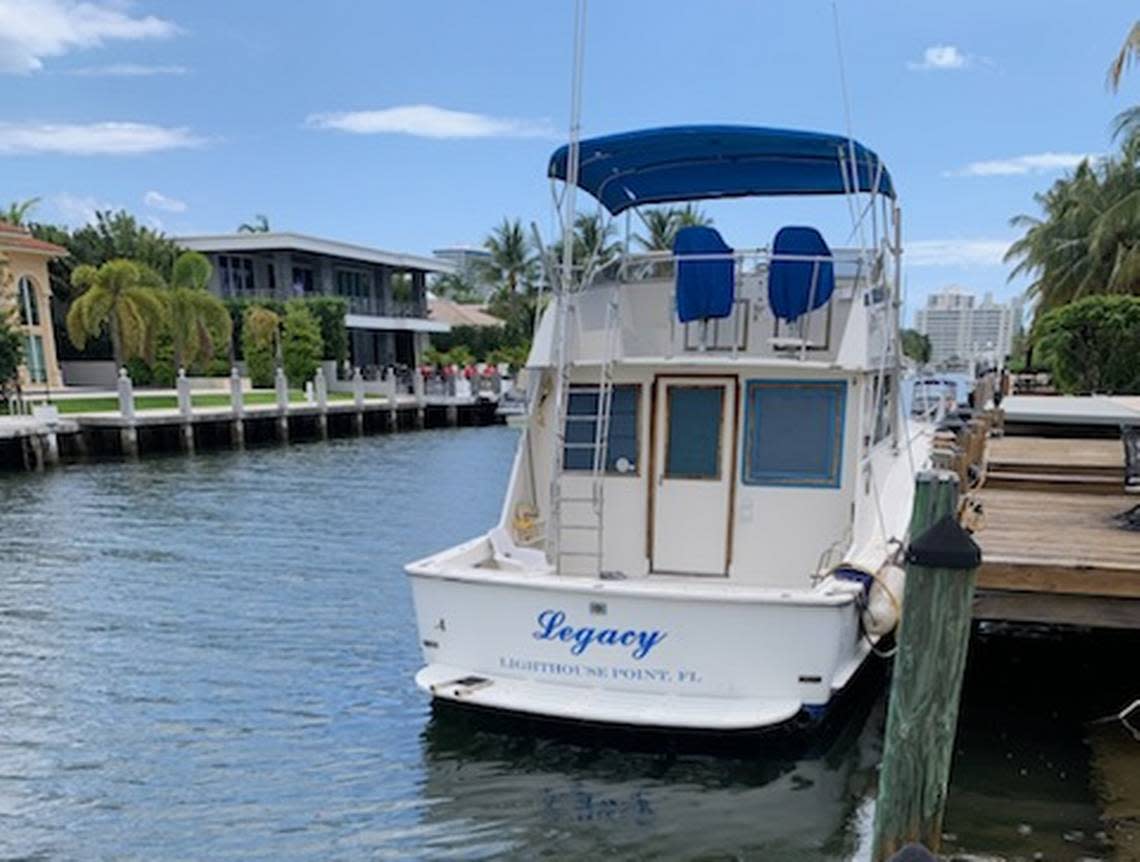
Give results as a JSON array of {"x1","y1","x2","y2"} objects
[{"x1": 0, "y1": 427, "x2": 1128, "y2": 860}]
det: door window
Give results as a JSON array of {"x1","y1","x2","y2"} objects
[{"x1": 664, "y1": 386, "x2": 723, "y2": 478}]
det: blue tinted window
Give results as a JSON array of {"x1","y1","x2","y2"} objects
[
  {"x1": 743, "y1": 381, "x2": 846, "y2": 487},
  {"x1": 665, "y1": 386, "x2": 723, "y2": 478},
  {"x1": 563, "y1": 385, "x2": 640, "y2": 474}
]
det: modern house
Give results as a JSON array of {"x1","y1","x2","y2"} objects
[
  {"x1": 177, "y1": 232, "x2": 453, "y2": 372},
  {"x1": 0, "y1": 223, "x2": 67, "y2": 389}
]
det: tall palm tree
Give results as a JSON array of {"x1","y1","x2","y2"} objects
[
  {"x1": 166, "y1": 251, "x2": 232, "y2": 372},
  {"x1": 67, "y1": 259, "x2": 166, "y2": 369},
  {"x1": 238, "y1": 214, "x2": 271, "y2": 233},
  {"x1": 2, "y1": 197, "x2": 41, "y2": 226},
  {"x1": 479, "y1": 218, "x2": 537, "y2": 293}
]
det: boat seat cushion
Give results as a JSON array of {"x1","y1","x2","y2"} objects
[
  {"x1": 673, "y1": 226, "x2": 735, "y2": 323},
  {"x1": 768, "y1": 226, "x2": 835, "y2": 322}
]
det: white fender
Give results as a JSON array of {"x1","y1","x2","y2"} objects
[{"x1": 863, "y1": 564, "x2": 905, "y2": 636}]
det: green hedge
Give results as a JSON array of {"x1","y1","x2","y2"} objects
[{"x1": 1036, "y1": 295, "x2": 1140, "y2": 394}]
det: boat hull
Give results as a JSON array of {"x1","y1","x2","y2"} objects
[{"x1": 407, "y1": 567, "x2": 872, "y2": 731}]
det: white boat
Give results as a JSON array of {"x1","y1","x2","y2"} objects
[{"x1": 406, "y1": 122, "x2": 933, "y2": 732}]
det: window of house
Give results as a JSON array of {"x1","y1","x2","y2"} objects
[
  {"x1": 17, "y1": 276, "x2": 39, "y2": 326},
  {"x1": 563, "y1": 384, "x2": 640, "y2": 474},
  {"x1": 291, "y1": 266, "x2": 314, "y2": 296},
  {"x1": 217, "y1": 255, "x2": 255, "y2": 294},
  {"x1": 335, "y1": 269, "x2": 370, "y2": 299},
  {"x1": 742, "y1": 380, "x2": 846, "y2": 487},
  {"x1": 23, "y1": 334, "x2": 46, "y2": 383}
]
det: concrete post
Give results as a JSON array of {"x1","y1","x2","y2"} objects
[
  {"x1": 385, "y1": 370, "x2": 398, "y2": 432},
  {"x1": 177, "y1": 367, "x2": 194, "y2": 453},
  {"x1": 412, "y1": 367, "x2": 426, "y2": 430},
  {"x1": 117, "y1": 366, "x2": 135, "y2": 421},
  {"x1": 229, "y1": 366, "x2": 245, "y2": 449},
  {"x1": 314, "y1": 367, "x2": 329, "y2": 440},
  {"x1": 275, "y1": 366, "x2": 289, "y2": 443},
  {"x1": 352, "y1": 367, "x2": 365, "y2": 435},
  {"x1": 117, "y1": 367, "x2": 138, "y2": 458}
]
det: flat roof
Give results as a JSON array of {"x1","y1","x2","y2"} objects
[{"x1": 177, "y1": 232, "x2": 455, "y2": 274}]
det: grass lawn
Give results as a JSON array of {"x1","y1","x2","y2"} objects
[{"x1": 48, "y1": 390, "x2": 362, "y2": 415}]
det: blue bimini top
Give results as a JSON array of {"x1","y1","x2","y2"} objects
[{"x1": 547, "y1": 125, "x2": 894, "y2": 215}]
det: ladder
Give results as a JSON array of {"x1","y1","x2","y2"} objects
[{"x1": 549, "y1": 287, "x2": 621, "y2": 575}]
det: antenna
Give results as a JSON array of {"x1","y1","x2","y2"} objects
[{"x1": 560, "y1": 0, "x2": 588, "y2": 296}]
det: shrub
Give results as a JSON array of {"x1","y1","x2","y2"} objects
[
  {"x1": 1035, "y1": 295, "x2": 1140, "y2": 394},
  {"x1": 0, "y1": 316, "x2": 22, "y2": 401},
  {"x1": 281, "y1": 301, "x2": 323, "y2": 386},
  {"x1": 241, "y1": 305, "x2": 280, "y2": 388},
  {"x1": 305, "y1": 296, "x2": 348, "y2": 363}
]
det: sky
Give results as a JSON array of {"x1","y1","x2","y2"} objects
[{"x1": 3, "y1": 0, "x2": 1139, "y2": 322}]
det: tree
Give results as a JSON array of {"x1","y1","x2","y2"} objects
[
  {"x1": 242, "y1": 306, "x2": 281, "y2": 388},
  {"x1": 238, "y1": 214, "x2": 270, "y2": 233},
  {"x1": 478, "y1": 218, "x2": 537, "y2": 294},
  {"x1": 635, "y1": 204, "x2": 713, "y2": 251},
  {"x1": 166, "y1": 251, "x2": 232, "y2": 373},
  {"x1": 1035, "y1": 295, "x2": 1140, "y2": 393},
  {"x1": 900, "y1": 329, "x2": 932, "y2": 365},
  {"x1": 1005, "y1": 137, "x2": 1140, "y2": 319},
  {"x1": 281, "y1": 301, "x2": 323, "y2": 385},
  {"x1": 304, "y1": 297, "x2": 348, "y2": 364},
  {"x1": 67, "y1": 259, "x2": 165, "y2": 369},
  {"x1": 2, "y1": 198, "x2": 41, "y2": 226},
  {"x1": 1108, "y1": 21, "x2": 1140, "y2": 92},
  {"x1": 0, "y1": 253, "x2": 21, "y2": 405}
]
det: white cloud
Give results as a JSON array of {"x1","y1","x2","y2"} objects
[
  {"x1": 0, "y1": 0, "x2": 179, "y2": 74},
  {"x1": 68, "y1": 62, "x2": 187, "y2": 76},
  {"x1": 907, "y1": 44, "x2": 969, "y2": 71},
  {"x1": 143, "y1": 189, "x2": 185, "y2": 212},
  {"x1": 0, "y1": 121, "x2": 203, "y2": 155},
  {"x1": 947, "y1": 152, "x2": 1094, "y2": 177},
  {"x1": 305, "y1": 104, "x2": 554, "y2": 139},
  {"x1": 48, "y1": 192, "x2": 113, "y2": 226},
  {"x1": 907, "y1": 239, "x2": 1011, "y2": 267}
]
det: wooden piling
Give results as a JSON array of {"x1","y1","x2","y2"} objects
[{"x1": 871, "y1": 470, "x2": 982, "y2": 861}]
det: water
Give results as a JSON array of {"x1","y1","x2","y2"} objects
[{"x1": 0, "y1": 427, "x2": 1128, "y2": 860}]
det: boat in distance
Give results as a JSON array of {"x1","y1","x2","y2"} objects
[{"x1": 406, "y1": 124, "x2": 934, "y2": 731}]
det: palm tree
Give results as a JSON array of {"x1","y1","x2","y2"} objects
[
  {"x1": 479, "y1": 218, "x2": 537, "y2": 293},
  {"x1": 635, "y1": 205, "x2": 713, "y2": 250},
  {"x1": 244, "y1": 305, "x2": 283, "y2": 365},
  {"x1": 1005, "y1": 137, "x2": 1140, "y2": 319},
  {"x1": 166, "y1": 251, "x2": 232, "y2": 372},
  {"x1": 67, "y1": 259, "x2": 166, "y2": 369},
  {"x1": 238, "y1": 214, "x2": 270, "y2": 233},
  {"x1": 1108, "y1": 21, "x2": 1140, "y2": 92},
  {"x1": 2, "y1": 197, "x2": 41, "y2": 226}
]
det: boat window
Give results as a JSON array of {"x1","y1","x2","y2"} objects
[
  {"x1": 563, "y1": 384, "x2": 640, "y2": 474},
  {"x1": 664, "y1": 386, "x2": 723, "y2": 479},
  {"x1": 742, "y1": 380, "x2": 846, "y2": 487},
  {"x1": 872, "y1": 373, "x2": 893, "y2": 444}
]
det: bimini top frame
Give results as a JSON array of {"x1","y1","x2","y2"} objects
[{"x1": 547, "y1": 125, "x2": 894, "y2": 216}]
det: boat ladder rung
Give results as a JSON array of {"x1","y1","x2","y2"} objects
[{"x1": 558, "y1": 550, "x2": 601, "y2": 558}]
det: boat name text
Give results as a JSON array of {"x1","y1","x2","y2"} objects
[{"x1": 532, "y1": 609, "x2": 667, "y2": 660}]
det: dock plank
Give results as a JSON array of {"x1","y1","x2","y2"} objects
[
  {"x1": 974, "y1": 488, "x2": 1140, "y2": 597},
  {"x1": 986, "y1": 436, "x2": 1123, "y2": 474}
]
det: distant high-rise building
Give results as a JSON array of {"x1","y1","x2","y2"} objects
[
  {"x1": 432, "y1": 246, "x2": 494, "y2": 299},
  {"x1": 913, "y1": 285, "x2": 1023, "y2": 368}
]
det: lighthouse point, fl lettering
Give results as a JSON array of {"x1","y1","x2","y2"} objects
[{"x1": 532, "y1": 609, "x2": 667, "y2": 660}]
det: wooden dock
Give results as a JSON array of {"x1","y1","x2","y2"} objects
[{"x1": 972, "y1": 434, "x2": 1140, "y2": 629}]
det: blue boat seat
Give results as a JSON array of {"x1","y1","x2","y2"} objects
[
  {"x1": 673, "y1": 226, "x2": 735, "y2": 323},
  {"x1": 768, "y1": 226, "x2": 834, "y2": 322}
]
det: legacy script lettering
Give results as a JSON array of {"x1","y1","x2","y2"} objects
[{"x1": 532, "y1": 609, "x2": 667, "y2": 660}]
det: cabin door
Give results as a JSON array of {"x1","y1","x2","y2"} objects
[{"x1": 651, "y1": 376, "x2": 736, "y2": 575}]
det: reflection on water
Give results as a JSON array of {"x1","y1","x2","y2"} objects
[{"x1": 0, "y1": 427, "x2": 1131, "y2": 860}]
